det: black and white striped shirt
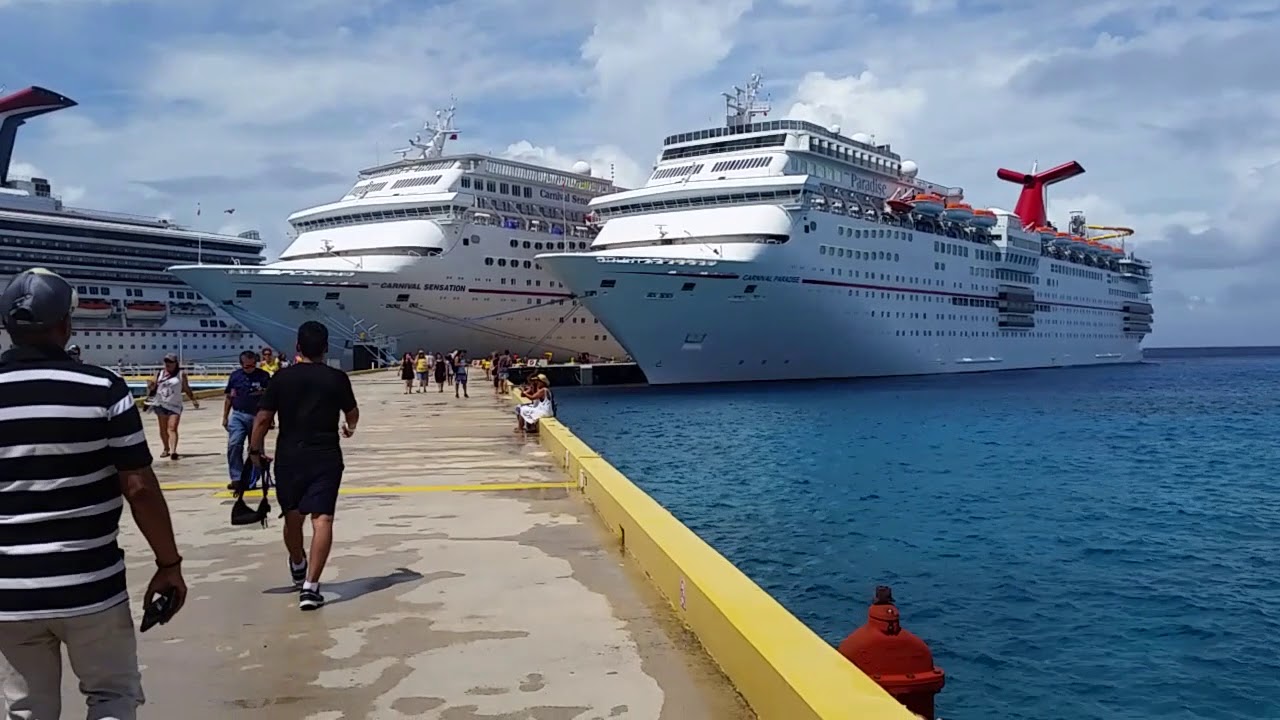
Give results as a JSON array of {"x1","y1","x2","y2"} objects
[{"x1": 0, "y1": 345, "x2": 153, "y2": 621}]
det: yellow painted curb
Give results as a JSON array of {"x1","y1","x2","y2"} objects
[
  {"x1": 195, "y1": 482, "x2": 574, "y2": 498},
  {"x1": 509, "y1": 391, "x2": 916, "y2": 720},
  {"x1": 161, "y1": 483, "x2": 232, "y2": 491}
]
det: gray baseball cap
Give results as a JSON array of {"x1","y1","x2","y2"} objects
[{"x1": 0, "y1": 268, "x2": 78, "y2": 330}]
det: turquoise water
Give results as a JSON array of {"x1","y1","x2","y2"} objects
[{"x1": 555, "y1": 358, "x2": 1280, "y2": 720}]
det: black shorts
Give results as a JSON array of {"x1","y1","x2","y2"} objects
[{"x1": 274, "y1": 449, "x2": 344, "y2": 516}]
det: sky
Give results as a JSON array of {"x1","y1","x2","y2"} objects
[{"x1": 2, "y1": 0, "x2": 1278, "y2": 347}]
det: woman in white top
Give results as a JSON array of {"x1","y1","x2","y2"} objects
[
  {"x1": 147, "y1": 353, "x2": 199, "y2": 460},
  {"x1": 515, "y1": 374, "x2": 554, "y2": 433}
]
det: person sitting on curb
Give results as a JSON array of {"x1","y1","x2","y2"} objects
[{"x1": 514, "y1": 374, "x2": 555, "y2": 434}]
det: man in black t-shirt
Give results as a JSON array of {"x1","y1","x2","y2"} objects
[{"x1": 249, "y1": 321, "x2": 359, "y2": 611}]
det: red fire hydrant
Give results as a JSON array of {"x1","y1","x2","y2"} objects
[{"x1": 838, "y1": 586, "x2": 945, "y2": 719}]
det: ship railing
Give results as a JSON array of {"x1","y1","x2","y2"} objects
[{"x1": 118, "y1": 362, "x2": 241, "y2": 378}]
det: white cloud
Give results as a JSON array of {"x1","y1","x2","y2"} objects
[
  {"x1": 501, "y1": 141, "x2": 645, "y2": 188},
  {"x1": 4, "y1": 0, "x2": 1278, "y2": 345},
  {"x1": 785, "y1": 71, "x2": 927, "y2": 143}
]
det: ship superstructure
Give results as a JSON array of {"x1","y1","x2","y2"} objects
[
  {"x1": 171, "y1": 100, "x2": 627, "y2": 367},
  {"x1": 536, "y1": 75, "x2": 1154, "y2": 384},
  {"x1": 0, "y1": 86, "x2": 268, "y2": 366}
]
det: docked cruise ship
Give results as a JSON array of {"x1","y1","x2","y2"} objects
[
  {"x1": 0, "y1": 85, "x2": 268, "y2": 365},
  {"x1": 170, "y1": 101, "x2": 627, "y2": 368},
  {"x1": 537, "y1": 76, "x2": 1155, "y2": 385}
]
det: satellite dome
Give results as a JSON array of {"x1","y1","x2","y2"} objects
[
  {"x1": 830, "y1": 123, "x2": 841, "y2": 135},
  {"x1": 571, "y1": 160, "x2": 592, "y2": 176},
  {"x1": 851, "y1": 132, "x2": 872, "y2": 145},
  {"x1": 900, "y1": 160, "x2": 919, "y2": 177}
]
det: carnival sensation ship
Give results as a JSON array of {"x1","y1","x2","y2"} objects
[
  {"x1": 170, "y1": 101, "x2": 626, "y2": 368},
  {"x1": 536, "y1": 75, "x2": 1155, "y2": 385},
  {"x1": 0, "y1": 85, "x2": 268, "y2": 366}
]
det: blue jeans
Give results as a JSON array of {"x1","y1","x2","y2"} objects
[{"x1": 226, "y1": 409, "x2": 256, "y2": 485}]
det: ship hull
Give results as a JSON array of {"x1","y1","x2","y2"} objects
[
  {"x1": 170, "y1": 246, "x2": 626, "y2": 367},
  {"x1": 538, "y1": 208, "x2": 1148, "y2": 385}
]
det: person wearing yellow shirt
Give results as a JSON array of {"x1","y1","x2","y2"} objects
[
  {"x1": 259, "y1": 347, "x2": 281, "y2": 375},
  {"x1": 413, "y1": 350, "x2": 429, "y2": 393}
]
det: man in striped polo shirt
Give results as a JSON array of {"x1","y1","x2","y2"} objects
[{"x1": 0, "y1": 268, "x2": 187, "y2": 719}]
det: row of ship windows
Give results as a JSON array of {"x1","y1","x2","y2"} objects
[
  {"x1": 0, "y1": 264, "x2": 182, "y2": 286},
  {"x1": 887, "y1": 331, "x2": 1132, "y2": 339},
  {"x1": 1109, "y1": 287, "x2": 1141, "y2": 300},
  {"x1": 838, "y1": 226, "x2": 914, "y2": 242},
  {"x1": 460, "y1": 176, "x2": 534, "y2": 199},
  {"x1": 820, "y1": 245, "x2": 900, "y2": 262},
  {"x1": 473, "y1": 196, "x2": 590, "y2": 229},
  {"x1": 1050, "y1": 263, "x2": 1104, "y2": 281},
  {"x1": 293, "y1": 205, "x2": 468, "y2": 233},
  {"x1": 75, "y1": 331, "x2": 236, "y2": 338},
  {"x1": 1, "y1": 236, "x2": 244, "y2": 266},
  {"x1": 504, "y1": 238, "x2": 590, "y2": 251},
  {"x1": 0, "y1": 222, "x2": 251, "y2": 256},
  {"x1": 70, "y1": 345, "x2": 253, "y2": 353}
]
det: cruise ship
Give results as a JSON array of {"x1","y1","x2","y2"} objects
[
  {"x1": 0, "y1": 85, "x2": 268, "y2": 366},
  {"x1": 537, "y1": 76, "x2": 1155, "y2": 385},
  {"x1": 170, "y1": 101, "x2": 627, "y2": 368}
]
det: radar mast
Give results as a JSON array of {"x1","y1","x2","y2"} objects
[{"x1": 724, "y1": 73, "x2": 770, "y2": 128}]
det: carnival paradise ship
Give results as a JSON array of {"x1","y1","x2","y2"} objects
[
  {"x1": 536, "y1": 76, "x2": 1155, "y2": 385},
  {"x1": 0, "y1": 85, "x2": 268, "y2": 366},
  {"x1": 170, "y1": 102, "x2": 626, "y2": 368}
]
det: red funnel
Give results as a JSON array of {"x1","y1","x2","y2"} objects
[{"x1": 995, "y1": 160, "x2": 1084, "y2": 229}]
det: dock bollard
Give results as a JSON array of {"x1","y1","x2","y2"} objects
[{"x1": 837, "y1": 585, "x2": 945, "y2": 719}]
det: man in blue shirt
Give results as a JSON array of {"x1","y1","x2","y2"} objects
[{"x1": 223, "y1": 350, "x2": 271, "y2": 489}]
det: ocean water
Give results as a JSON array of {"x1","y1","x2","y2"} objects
[{"x1": 554, "y1": 357, "x2": 1280, "y2": 720}]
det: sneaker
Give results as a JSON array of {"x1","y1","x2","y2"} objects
[
  {"x1": 299, "y1": 588, "x2": 325, "y2": 611},
  {"x1": 289, "y1": 558, "x2": 308, "y2": 589}
]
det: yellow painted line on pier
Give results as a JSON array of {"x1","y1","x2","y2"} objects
[
  {"x1": 161, "y1": 483, "x2": 231, "y2": 491},
  {"x1": 166, "y1": 481, "x2": 576, "y2": 498}
]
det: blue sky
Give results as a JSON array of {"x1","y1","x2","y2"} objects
[{"x1": 2, "y1": 0, "x2": 1278, "y2": 346}]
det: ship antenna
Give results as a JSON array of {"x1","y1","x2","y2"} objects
[
  {"x1": 399, "y1": 97, "x2": 459, "y2": 160},
  {"x1": 724, "y1": 72, "x2": 770, "y2": 128}
]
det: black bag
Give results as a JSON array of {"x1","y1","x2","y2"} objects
[{"x1": 231, "y1": 459, "x2": 272, "y2": 527}]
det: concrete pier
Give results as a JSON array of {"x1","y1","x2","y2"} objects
[{"x1": 71, "y1": 372, "x2": 750, "y2": 719}]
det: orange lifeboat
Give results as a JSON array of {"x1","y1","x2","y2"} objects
[
  {"x1": 909, "y1": 193, "x2": 944, "y2": 216},
  {"x1": 124, "y1": 301, "x2": 168, "y2": 321},
  {"x1": 969, "y1": 208, "x2": 998, "y2": 228},
  {"x1": 75, "y1": 299, "x2": 113, "y2": 319},
  {"x1": 941, "y1": 201, "x2": 974, "y2": 223}
]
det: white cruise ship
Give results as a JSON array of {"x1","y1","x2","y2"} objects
[
  {"x1": 537, "y1": 76, "x2": 1155, "y2": 385},
  {"x1": 170, "y1": 101, "x2": 627, "y2": 369},
  {"x1": 0, "y1": 86, "x2": 268, "y2": 366}
]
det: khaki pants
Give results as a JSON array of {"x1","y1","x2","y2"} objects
[{"x1": 0, "y1": 601, "x2": 144, "y2": 719}]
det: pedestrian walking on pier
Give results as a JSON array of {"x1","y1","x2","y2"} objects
[
  {"x1": 223, "y1": 349, "x2": 271, "y2": 491},
  {"x1": 250, "y1": 321, "x2": 359, "y2": 611},
  {"x1": 452, "y1": 350, "x2": 470, "y2": 398},
  {"x1": 0, "y1": 268, "x2": 187, "y2": 719}
]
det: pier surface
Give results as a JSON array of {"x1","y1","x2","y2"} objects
[{"x1": 67, "y1": 373, "x2": 750, "y2": 719}]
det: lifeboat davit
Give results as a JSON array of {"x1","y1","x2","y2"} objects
[
  {"x1": 942, "y1": 201, "x2": 974, "y2": 223},
  {"x1": 970, "y1": 208, "x2": 998, "y2": 228},
  {"x1": 125, "y1": 301, "x2": 168, "y2": 320},
  {"x1": 75, "y1": 299, "x2": 113, "y2": 319},
  {"x1": 909, "y1": 193, "x2": 944, "y2": 216},
  {"x1": 886, "y1": 198, "x2": 914, "y2": 215}
]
